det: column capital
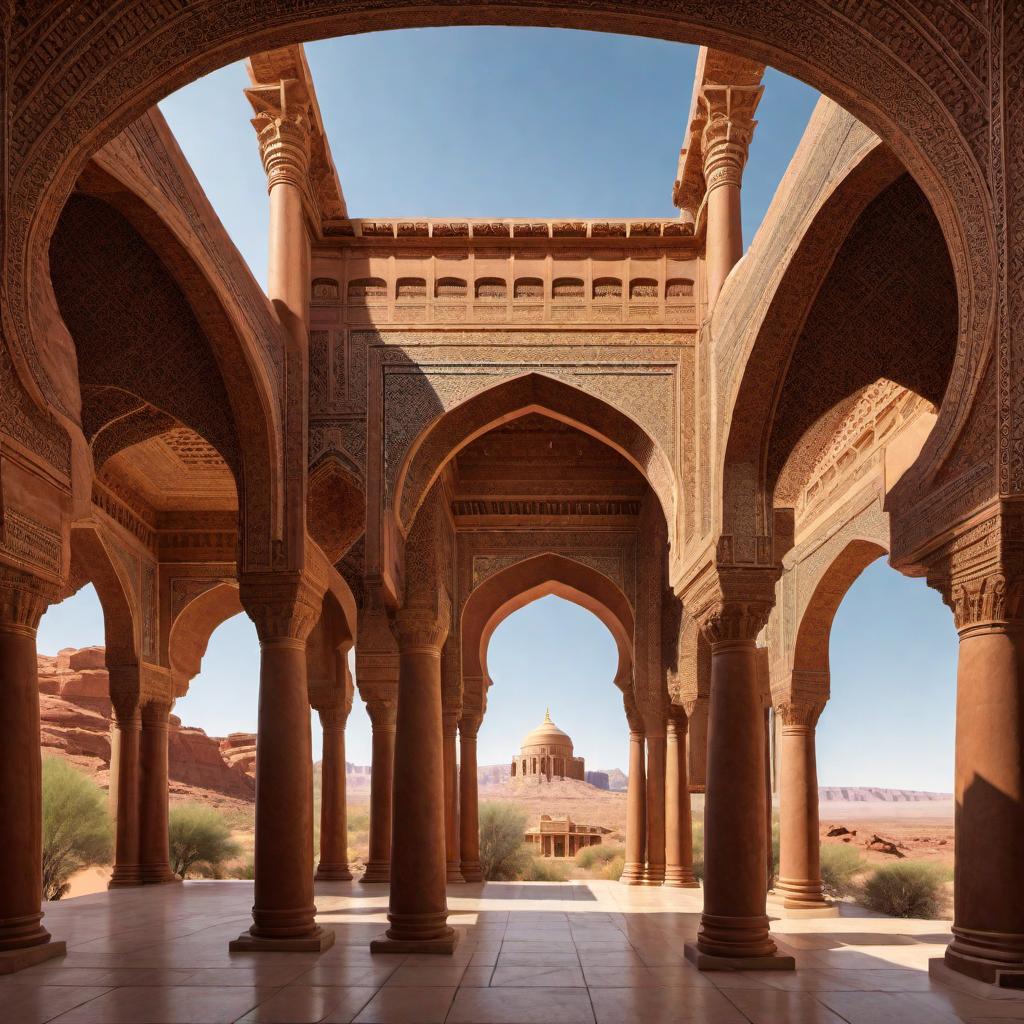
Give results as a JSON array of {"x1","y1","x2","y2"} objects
[
  {"x1": 392, "y1": 606, "x2": 448, "y2": 654},
  {"x1": 365, "y1": 694, "x2": 398, "y2": 732},
  {"x1": 246, "y1": 79, "x2": 313, "y2": 193},
  {"x1": 699, "y1": 83, "x2": 762, "y2": 193},
  {"x1": 773, "y1": 699, "x2": 825, "y2": 730},
  {"x1": 0, "y1": 566, "x2": 59, "y2": 634},
  {"x1": 934, "y1": 571, "x2": 1024, "y2": 633},
  {"x1": 140, "y1": 699, "x2": 172, "y2": 727},
  {"x1": 684, "y1": 568, "x2": 776, "y2": 647},
  {"x1": 240, "y1": 572, "x2": 322, "y2": 644},
  {"x1": 459, "y1": 712, "x2": 483, "y2": 738},
  {"x1": 317, "y1": 703, "x2": 351, "y2": 731}
]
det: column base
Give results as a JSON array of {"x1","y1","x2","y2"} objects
[
  {"x1": 229, "y1": 927, "x2": 335, "y2": 953},
  {"x1": 664, "y1": 867, "x2": 700, "y2": 888},
  {"x1": 620, "y1": 863, "x2": 646, "y2": 885},
  {"x1": 685, "y1": 942, "x2": 795, "y2": 971},
  {"x1": 108, "y1": 866, "x2": 144, "y2": 889},
  {"x1": 0, "y1": 940, "x2": 67, "y2": 975},
  {"x1": 371, "y1": 927, "x2": 459, "y2": 955},
  {"x1": 460, "y1": 862, "x2": 484, "y2": 883},
  {"x1": 140, "y1": 866, "x2": 181, "y2": 885},
  {"x1": 940, "y1": 939, "x2": 1024, "y2": 988},
  {"x1": 693, "y1": 913, "x2": 785, "y2": 962},
  {"x1": 315, "y1": 864, "x2": 354, "y2": 882},
  {"x1": 639, "y1": 868, "x2": 666, "y2": 886},
  {"x1": 767, "y1": 891, "x2": 838, "y2": 918},
  {"x1": 446, "y1": 866, "x2": 465, "y2": 883},
  {"x1": 930, "y1": 956, "x2": 1024, "y2": 992},
  {"x1": 361, "y1": 862, "x2": 390, "y2": 883}
]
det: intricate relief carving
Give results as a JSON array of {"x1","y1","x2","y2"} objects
[
  {"x1": 773, "y1": 698, "x2": 825, "y2": 729},
  {"x1": 0, "y1": 566, "x2": 60, "y2": 630},
  {"x1": 239, "y1": 573, "x2": 322, "y2": 642},
  {"x1": 0, "y1": 507, "x2": 62, "y2": 575}
]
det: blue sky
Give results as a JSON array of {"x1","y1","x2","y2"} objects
[{"x1": 40, "y1": 28, "x2": 958, "y2": 788}]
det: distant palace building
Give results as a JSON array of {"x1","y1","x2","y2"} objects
[
  {"x1": 525, "y1": 815, "x2": 611, "y2": 858},
  {"x1": 510, "y1": 709, "x2": 585, "y2": 782}
]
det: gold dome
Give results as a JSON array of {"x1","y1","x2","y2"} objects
[{"x1": 521, "y1": 708, "x2": 573, "y2": 750}]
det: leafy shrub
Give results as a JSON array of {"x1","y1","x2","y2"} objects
[
  {"x1": 168, "y1": 804, "x2": 241, "y2": 879},
  {"x1": 859, "y1": 862, "x2": 951, "y2": 919},
  {"x1": 41, "y1": 758, "x2": 113, "y2": 900},
  {"x1": 478, "y1": 802, "x2": 531, "y2": 880},
  {"x1": 692, "y1": 820, "x2": 704, "y2": 881},
  {"x1": 601, "y1": 854, "x2": 625, "y2": 881},
  {"x1": 521, "y1": 856, "x2": 568, "y2": 882},
  {"x1": 575, "y1": 844, "x2": 623, "y2": 870},
  {"x1": 229, "y1": 858, "x2": 255, "y2": 880},
  {"x1": 819, "y1": 843, "x2": 865, "y2": 898}
]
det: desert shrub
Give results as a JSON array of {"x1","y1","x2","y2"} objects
[
  {"x1": 229, "y1": 858, "x2": 255, "y2": 880},
  {"x1": 601, "y1": 854, "x2": 625, "y2": 881},
  {"x1": 691, "y1": 820, "x2": 704, "y2": 881},
  {"x1": 771, "y1": 816, "x2": 780, "y2": 883},
  {"x1": 859, "y1": 862, "x2": 951, "y2": 919},
  {"x1": 348, "y1": 810, "x2": 370, "y2": 833},
  {"x1": 819, "y1": 843, "x2": 865, "y2": 898},
  {"x1": 479, "y1": 801, "x2": 531, "y2": 880},
  {"x1": 575, "y1": 844, "x2": 623, "y2": 870},
  {"x1": 168, "y1": 804, "x2": 241, "y2": 879},
  {"x1": 41, "y1": 758, "x2": 113, "y2": 900},
  {"x1": 521, "y1": 856, "x2": 568, "y2": 882}
]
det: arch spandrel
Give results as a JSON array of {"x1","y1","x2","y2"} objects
[{"x1": 459, "y1": 552, "x2": 635, "y2": 713}]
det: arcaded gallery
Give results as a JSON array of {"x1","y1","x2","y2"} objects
[{"x1": 0, "y1": 4, "x2": 1022, "y2": 1023}]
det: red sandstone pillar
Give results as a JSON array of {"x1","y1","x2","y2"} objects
[
  {"x1": 138, "y1": 700, "x2": 177, "y2": 884},
  {"x1": 459, "y1": 713, "x2": 483, "y2": 882},
  {"x1": 643, "y1": 717, "x2": 667, "y2": 885},
  {"x1": 0, "y1": 569, "x2": 65, "y2": 970},
  {"x1": 232, "y1": 578, "x2": 332, "y2": 952},
  {"x1": 943, "y1": 574, "x2": 1024, "y2": 984},
  {"x1": 362, "y1": 697, "x2": 396, "y2": 883},
  {"x1": 442, "y1": 709, "x2": 464, "y2": 883},
  {"x1": 686, "y1": 595, "x2": 793, "y2": 970},
  {"x1": 108, "y1": 691, "x2": 142, "y2": 889},
  {"x1": 700, "y1": 84, "x2": 762, "y2": 310},
  {"x1": 665, "y1": 708, "x2": 698, "y2": 887},
  {"x1": 372, "y1": 609, "x2": 456, "y2": 953},
  {"x1": 316, "y1": 705, "x2": 352, "y2": 881},
  {"x1": 773, "y1": 701, "x2": 829, "y2": 909},
  {"x1": 621, "y1": 730, "x2": 647, "y2": 884}
]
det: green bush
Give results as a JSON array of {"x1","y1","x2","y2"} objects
[
  {"x1": 819, "y1": 843, "x2": 865, "y2": 898},
  {"x1": 229, "y1": 858, "x2": 255, "y2": 880},
  {"x1": 521, "y1": 855, "x2": 568, "y2": 882},
  {"x1": 692, "y1": 820, "x2": 704, "y2": 881},
  {"x1": 859, "y1": 861, "x2": 951, "y2": 919},
  {"x1": 601, "y1": 854, "x2": 625, "y2": 881},
  {"x1": 478, "y1": 801, "x2": 531, "y2": 880},
  {"x1": 575, "y1": 844, "x2": 623, "y2": 870},
  {"x1": 168, "y1": 804, "x2": 242, "y2": 879},
  {"x1": 41, "y1": 758, "x2": 113, "y2": 900}
]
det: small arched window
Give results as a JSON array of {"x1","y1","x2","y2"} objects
[
  {"x1": 311, "y1": 277, "x2": 339, "y2": 301},
  {"x1": 553, "y1": 277, "x2": 584, "y2": 299},
  {"x1": 435, "y1": 277, "x2": 467, "y2": 299},
  {"x1": 348, "y1": 277, "x2": 386, "y2": 300},
  {"x1": 475, "y1": 277, "x2": 507, "y2": 299},
  {"x1": 666, "y1": 278, "x2": 694, "y2": 299},
  {"x1": 514, "y1": 277, "x2": 544, "y2": 299},
  {"x1": 592, "y1": 277, "x2": 622, "y2": 299},
  {"x1": 396, "y1": 277, "x2": 426, "y2": 299},
  {"x1": 630, "y1": 277, "x2": 658, "y2": 300}
]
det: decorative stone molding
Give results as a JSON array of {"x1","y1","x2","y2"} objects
[
  {"x1": 940, "y1": 573, "x2": 1024, "y2": 632},
  {"x1": 239, "y1": 572, "x2": 323, "y2": 643},
  {"x1": 364, "y1": 695, "x2": 398, "y2": 732},
  {"x1": 700, "y1": 84, "x2": 762, "y2": 194},
  {"x1": 459, "y1": 712, "x2": 483, "y2": 738},
  {"x1": 392, "y1": 607, "x2": 448, "y2": 654},
  {"x1": 773, "y1": 699, "x2": 825, "y2": 730},
  {"x1": 249, "y1": 103, "x2": 313, "y2": 195},
  {"x1": 0, "y1": 567, "x2": 59, "y2": 633}
]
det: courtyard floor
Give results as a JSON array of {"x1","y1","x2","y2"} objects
[{"x1": 4, "y1": 879, "x2": 1024, "y2": 1023}]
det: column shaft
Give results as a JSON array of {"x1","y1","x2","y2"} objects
[
  {"x1": 665, "y1": 714, "x2": 698, "y2": 887},
  {"x1": 643, "y1": 731, "x2": 666, "y2": 885},
  {"x1": 362, "y1": 700, "x2": 396, "y2": 883},
  {"x1": 459, "y1": 718, "x2": 483, "y2": 882},
  {"x1": 621, "y1": 732, "x2": 647, "y2": 884},
  {"x1": 316, "y1": 708, "x2": 352, "y2": 881},
  {"x1": 139, "y1": 701, "x2": 176, "y2": 884},
  {"x1": 109, "y1": 704, "x2": 142, "y2": 888},
  {"x1": 443, "y1": 712, "x2": 463, "y2": 883}
]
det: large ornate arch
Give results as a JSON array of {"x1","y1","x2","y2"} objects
[
  {"x1": 166, "y1": 581, "x2": 243, "y2": 698},
  {"x1": 395, "y1": 372, "x2": 677, "y2": 537},
  {"x1": 459, "y1": 552, "x2": 635, "y2": 714}
]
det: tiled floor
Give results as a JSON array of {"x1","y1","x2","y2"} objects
[{"x1": 4, "y1": 879, "x2": 1024, "y2": 1022}]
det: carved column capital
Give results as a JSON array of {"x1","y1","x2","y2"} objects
[
  {"x1": 392, "y1": 606, "x2": 448, "y2": 654},
  {"x1": 317, "y1": 703, "x2": 350, "y2": 731},
  {"x1": 245, "y1": 76, "x2": 315, "y2": 197},
  {"x1": 699, "y1": 84, "x2": 762, "y2": 193},
  {"x1": 934, "y1": 572, "x2": 1024, "y2": 633},
  {"x1": 684, "y1": 568, "x2": 776, "y2": 647},
  {"x1": 140, "y1": 699, "x2": 172, "y2": 728},
  {"x1": 0, "y1": 566, "x2": 59, "y2": 634},
  {"x1": 365, "y1": 694, "x2": 398, "y2": 732},
  {"x1": 773, "y1": 699, "x2": 825, "y2": 731},
  {"x1": 240, "y1": 572, "x2": 322, "y2": 645},
  {"x1": 107, "y1": 664, "x2": 142, "y2": 722},
  {"x1": 459, "y1": 712, "x2": 483, "y2": 739},
  {"x1": 668, "y1": 704, "x2": 690, "y2": 735}
]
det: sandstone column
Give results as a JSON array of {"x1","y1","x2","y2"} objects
[
  {"x1": 774, "y1": 700, "x2": 830, "y2": 909},
  {"x1": 643, "y1": 715, "x2": 667, "y2": 885},
  {"x1": 665, "y1": 707, "x2": 698, "y2": 887},
  {"x1": 442, "y1": 708, "x2": 464, "y2": 883},
  {"x1": 138, "y1": 700, "x2": 177, "y2": 884},
  {"x1": 232, "y1": 576, "x2": 333, "y2": 952},
  {"x1": 108, "y1": 686, "x2": 142, "y2": 889},
  {"x1": 685, "y1": 586, "x2": 793, "y2": 970},
  {"x1": 315, "y1": 704, "x2": 352, "y2": 881},
  {"x1": 700, "y1": 84, "x2": 762, "y2": 310},
  {"x1": 621, "y1": 729, "x2": 647, "y2": 884},
  {"x1": 362, "y1": 696, "x2": 396, "y2": 883},
  {"x1": 459, "y1": 712, "x2": 483, "y2": 882},
  {"x1": 942, "y1": 572, "x2": 1024, "y2": 984},
  {"x1": 372, "y1": 608, "x2": 457, "y2": 953},
  {"x1": 0, "y1": 569, "x2": 65, "y2": 969}
]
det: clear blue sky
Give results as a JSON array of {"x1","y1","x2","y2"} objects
[{"x1": 39, "y1": 28, "x2": 958, "y2": 789}]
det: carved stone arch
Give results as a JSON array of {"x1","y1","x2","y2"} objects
[
  {"x1": 395, "y1": 372, "x2": 676, "y2": 538},
  {"x1": 166, "y1": 581, "x2": 243, "y2": 698},
  {"x1": 49, "y1": 120, "x2": 285, "y2": 568},
  {"x1": 307, "y1": 587, "x2": 355, "y2": 712},
  {"x1": 307, "y1": 455, "x2": 365, "y2": 564},
  {"x1": 460, "y1": 552, "x2": 635, "y2": 714},
  {"x1": 718, "y1": 122, "x2": 958, "y2": 550},
  {"x1": 68, "y1": 522, "x2": 141, "y2": 670}
]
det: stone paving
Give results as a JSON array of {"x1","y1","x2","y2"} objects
[{"x1": 4, "y1": 879, "x2": 1024, "y2": 1023}]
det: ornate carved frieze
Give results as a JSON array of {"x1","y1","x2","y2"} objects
[
  {"x1": 773, "y1": 698, "x2": 825, "y2": 729},
  {"x1": 239, "y1": 572, "x2": 323, "y2": 643},
  {"x1": 0, "y1": 507, "x2": 62, "y2": 576},
  {"x1": 0, "y1": 566, "x2": 60, "y2": 631}
]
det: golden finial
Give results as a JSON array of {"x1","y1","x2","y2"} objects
[{"x1": 544, "y1": 707, "x2": 552, "y2": 723}]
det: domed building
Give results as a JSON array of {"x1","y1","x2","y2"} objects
[{"x1": 510, "y1": 709, "x2": 585, "y2": 782}]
